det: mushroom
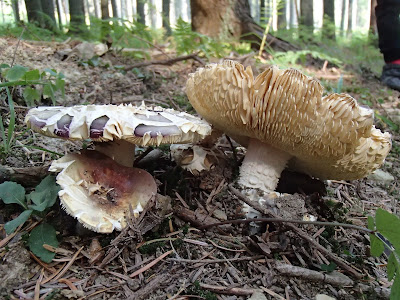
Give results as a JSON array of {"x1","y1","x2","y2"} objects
[
  {"x1": 186, "y1": 60, "x2": 391, "y2": 197},
  {"x1": 26, "y1": 103, "x2": 212, "y2": 232}
]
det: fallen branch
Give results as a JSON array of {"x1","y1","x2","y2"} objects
[
  {"x1": 129, "y1": 250, "x2": 173, "y2": 278},
  {"x1": 125, "y1": 53, "x2": 203, "y2": 71},
  {"x1": 228, "y1": 185, "x2": 363, "y2": 279},
  {"x1": 275, "y1": 263, "x2": 354, "y2": 286},
  {"x1": 198, "y1": 283, "x2": 255, "y2": 296}
]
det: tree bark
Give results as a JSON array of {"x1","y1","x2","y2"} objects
[
  {"x1": 300, "y1": 0, "x2": 313, "y2": 28},
  {"x1": 40, "y1": 0, "x2": 57, "y2": 30},
  {"x1": 120, "y1": 0, "x2": 126, "y2": 19},
  {"x1": 340, "y1": 0, "x2": 346, "y2": 34},
  {"x1": 111, "y1": 0, "x2": 118, "y2": 17},
  {"x1": 369, "y1": 0, "x2": 377, "y2": 35},
  {"x1": 190, "y1": 0, "x2": 296, "y2": 52},
  {"x1": 277, "y1": 0, "x2": 286, "y2": 29},
  {"x1": 101, "y1": 0, "x2": 109, "y2": 19},
  {"x1": 136, "y1": 0, "x2": 145, "y2": 24},
  {"x1": 347, "y1": 0, "x2": 353, "y2": 36},
  {"x1": 25, "y1": 0, "x2": 44, "y2": 26},
  {"x1": 162, "y1": 0, "x2": 171, "y2": 35},
  {"x1": 55, "y1": 0, "x2": 63, "y2": 29},
  {"x1": 150, "y1": 0, "x2": 157, "y2": 28},
  {"x1": 68, "y1": 0, "x2": 86, "y2": 34},
  {"x1": 289, "y1": 0, "x2": 295, "y2": 28},
  {"x1": 299, "y1": 0, "x2": 313, "y2": 40},
  {"x1": 93, "y1": 0, "x2": 100, "y2": 18},
  {"x1": 11, "y1": 0, "x2": 20, "y2": 23},
  {"x1": 322, "y1": 0, "x2": 335, "y2": 40}
]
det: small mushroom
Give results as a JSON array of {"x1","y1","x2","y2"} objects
[
  {"x1": 26, "y1": 103, "x2": 212, "y2": 232},
  {"x1": 186, "y1": 61, "x2": 391, "y2": 195}
]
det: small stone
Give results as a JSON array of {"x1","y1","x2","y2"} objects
[
  {"x1": 213, "y1": 209, "x2": 228, "y2": 220},
  {"x1": 249, "y1": 291, "x2": 268, "y2": 300},
  {"x1": 368, "y1": 169, "x2": 395, "y2": 183},
  {"x1": 315, "y1": 294, "x2": 336, "y2": 300}
]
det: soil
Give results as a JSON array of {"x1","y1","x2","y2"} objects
[{"x1": 0, "y1": 36, "x2": 399, "y2": 300}]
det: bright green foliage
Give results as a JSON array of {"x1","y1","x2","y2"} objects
[
  {"x1": 28, "y1": 223, "x2": 59, "y2": 263},
  {"x1": 172, "y1": 18, "x2": 251, "y2": 58},
  {"x1": 368, "y1": 209, "x2": 400, "y2": 299},
  {"x1": 0, "y1": 64, "x2": 65, "y2": 106},
  {"x1": 269, "y1": 50, "x2": 342, "y2": 69},
  {"x1": 0, "y1": 87, "x2": 16, "y2": 159},
  {"x1": 0, "y1": 176, "x2": 60, "y2": 234}
]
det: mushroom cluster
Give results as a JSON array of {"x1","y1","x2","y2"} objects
[
  {"x1": 186, "y1": 60, "x2": 391, "y2": 197},
  {"x1": 26, "y1": 103, "x2": 211, "y2": 232}
]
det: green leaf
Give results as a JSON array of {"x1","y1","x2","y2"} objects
[
  {"x1": 370, "y1": 234, "x2": 385, "y2": 257},
  {"x1": 5, "y1": 65, "x2": 28, "y2": 81},
  {"x1": 4, "y1": 210, "x2": 33, "y2": 234},
  {"x1": 28, "y1": 176, "x2": 60, "y2": 212},
  {"x1": 23, "y1": 69, "x2": 41, "y2": 81},
  {"x1": 376, "y1": 208, "x2": 400, "y2": 250},
  {"x1": 367, "y1": 216, "x2": 375, "y2": 230},
  {"x1": 0, "y1": 181, "x2": 27, "y2": 209},
  {"x1": 42, "y1": 84, "x2": 55, "y2": 100},
  {"x1": 44, "y1": 68, "x2": 58, "y2": 76},
  {"x1": 390, "y1": 273, "x2": 400, "y2": 300},
  {"x1": 23, "y1": 87, "x2": 41, "y2": 106},
  {"x1": 320, "y1": 262, "x2": 337, "y2": 273},
  {"x1": 28, "y1": 223, "x2": 58, "y2": 263},
  {"x1": 0, "y1": 63, "x2": 10, "y2": 69},
  {"x1": 388, "y1": 252, "x2": 398, "y2": 281}
]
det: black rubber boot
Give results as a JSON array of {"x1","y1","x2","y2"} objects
[{"x1": 381, "y1": 64, "x2": 400, "y2": 91}]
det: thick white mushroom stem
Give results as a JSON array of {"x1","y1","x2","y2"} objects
[
  {"x1": 94, "y1": 140, "x2": 136, "y2": 167},
  {"x1": 238, "y1": 139, "x2": 292, "y2": 193}
]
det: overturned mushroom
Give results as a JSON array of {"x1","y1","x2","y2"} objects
[
  {"x1": 26, "y1": 103, "x2": 211, "y2": 232},
  {"x1": 50, "y1": 151, "x2": 157, "y2": 233},
  {"x1": 186, "y1": 61, "x2": 391, "y2": 199}
]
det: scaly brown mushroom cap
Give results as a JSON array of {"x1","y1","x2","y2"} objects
[{"x1": 186, "y1": 61, "x2": 391, "y2": 187}]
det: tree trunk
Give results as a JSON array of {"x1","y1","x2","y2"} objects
[
  {"x1": 347, "y1": 0, "x2": 353, "y2": 36},
  {"x1": 299, "y1": 0, "x2": 313, "y2": 40},
  {"x1": 369, "y1": 0, "x2": 377, "y2": 35},
  {"x1": 101, "y1": 0, "x2": 109, "y2": 18},
  {"x1": 322, "y1": 0, "x2": 335, "y2": 40},
  {"x1": 120, "y1": 0, "x2": 126, "y2": 19},
  {"x1": 174, "y1": 0, "x2": 182, "y2": 20},
  {"x1": 136, "y1": 0, "x2": 145, "y2": 24},
  {"x1": 11, "y1": 0, "x2": 20, "y2": 23},
  {"x1": 340, "y1": 0, "x2": 346, "y2": 34},
  {"x1": 162, "y1": 0, "x2": 171, "y2": 35},
  {"x1": 68, "y1": 0, "x2": 86, "y2": 34},
  {"x1": 277, "y1": 0, "x2": 286, "y2": 29},
  {"x1": 93, "y1": 0, "x2": 100, "y2": 18},
  {"x1": 25, "y1": 0, "x2": 44, "y2": 26},
  {"x1": 289, "y1": 0, "x2": 295, "y2": 28},
  {"x1": 111, "y1": 0, "x2": 118, "y2": 17},
  {"x1": 190, "y1": 0, "x2": 297, "y2": 52},
  {"x1": 300, "y1": 0, "x2": 313, "y2": 28},
  {"x1": 150, "y1": 0, "x2": 157, "y2": 28},
  {"x1": 55, "y1": 0, "x2": 63, "y2": 29},
  {"x1": 40, "y1": 0, "x2": 57, "y2": 30}
]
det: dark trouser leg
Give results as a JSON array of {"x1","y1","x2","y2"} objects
[{"x1": 376, "y1": 0, "x2": 400, "y2": 62}]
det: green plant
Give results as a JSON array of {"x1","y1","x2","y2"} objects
[
  {"x1": 268, "y1": 50, "x2": 342, "y2": 68},
  {"x1": 0, "y1": 176, "x2": 60, "y2": 262},
  {"x1": 0, "y1": 64, "x2": 65, "y2": 106},
  {"x1": 0, "y1": 87, "x2": 16, "y2": 158},
  {"x1": 368, "y1": 208, "x2": 400, "y2": 299}
]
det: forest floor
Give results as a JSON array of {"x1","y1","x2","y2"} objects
[{"x1": 0, "y1": 36, "x2": 399, "y2": 300}]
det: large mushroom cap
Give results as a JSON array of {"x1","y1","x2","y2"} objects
[
  {"x1": 50, "y1": 150, "x2": 157, "y2": 233},
  {"x1": 186, "y1": 60, "x2": 391, "y2": 180},
  {"x1": 25, "y1": 103, "x2": 211, "y2": 147}
]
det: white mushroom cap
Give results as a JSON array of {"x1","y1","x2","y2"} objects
[
  {"x1": 49, "y1": 151, "x2": 157, "y2": 233},
  {"x1": 25, "y1": 103, "x2": 211, "y2": 147},
  {"x1": 186, "y1": 60, "x2": 391, "y2": 182}
]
